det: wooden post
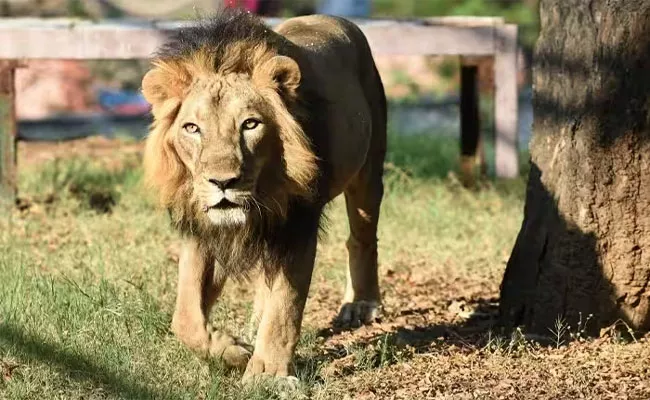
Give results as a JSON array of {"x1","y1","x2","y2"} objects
[
  {"x1": 459, "y1": 63, "x2": 480, "y2": 187},
  {"x1": 0, "y1": 60, "x2": 17, "y2": 204},
  {"x1": 494, "y1": 24, "x2": 519, "y2": 178}
]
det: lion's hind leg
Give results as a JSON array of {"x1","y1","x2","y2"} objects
[
  {"x1": 171, "y1": 237, "x2": 251, "y2": 369},
  {"x1": 335, "y1": 153, "x2": 385, "y2": 328}
]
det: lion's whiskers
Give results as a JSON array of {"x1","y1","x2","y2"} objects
[
  {"x1": 251, "y1": 197, "x2": 272, "y2": 219},
  {"x1": 267, "y1": 196, "x2": 283, "y2": 215},
  {"x1": 248, "y1": 198, "x2": 263, "y2": 217}
]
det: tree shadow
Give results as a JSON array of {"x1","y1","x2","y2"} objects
[
  {"x1": 383, "y1": 298, "x2": 501, "y2": 349},
  {"x1": 299, "y1": 296, "x2": 503, "y2": 380},
  {"x1": 0, "y1": 322, "x2": 180, "y2": 399}
]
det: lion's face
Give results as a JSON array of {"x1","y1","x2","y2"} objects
[
  {"x1": 142, "y1": 48, "x2": 318, "y2": 230},
  {"x1": 172, "y1": 74, "x2": 280, "y2": 226}
]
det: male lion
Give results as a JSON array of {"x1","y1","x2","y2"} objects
[{"x1": 141, "y1": 10, "x2": 386, "y2": 380}]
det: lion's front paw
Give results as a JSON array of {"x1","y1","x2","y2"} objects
[
  {"x1": 242, "y1": 354, "x2": 295, "y2": 383},
  {"x1": 209, "y1": 332, "x2": 253, "y2": 369},
  {"x1": 335, "y1": 300, "x2": 382, "y2": 328},
  {"x1": 242, "y1": 369, "x2": 300, "y2": 397}
]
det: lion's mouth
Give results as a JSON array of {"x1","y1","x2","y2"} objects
[
  {"x1": 207, "y1": 199, "x2": 241, "y2": 211},
  {"x1": 204, "y1": 198, "x2": 247, "y2": 226}
]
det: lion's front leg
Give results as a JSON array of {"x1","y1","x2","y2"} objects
[
  {"x1": 171, "y1": 237, "x2": 251, "y2": 368},
  {"x1": 243, "y1": 236, "x2": 317, "y2": 381}
]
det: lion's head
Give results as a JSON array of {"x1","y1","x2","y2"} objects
[{"x1": 141, "y1": 14, "x2": 318, "y2": 231}]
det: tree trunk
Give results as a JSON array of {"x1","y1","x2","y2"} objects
[{"x1": 500, "y1": 0, "x2": 650, "y2": 336}]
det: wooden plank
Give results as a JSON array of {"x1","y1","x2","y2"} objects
[
  {"x1": 494, "y1": 24, "x2": 519, "y2": 178},
  {"x1": 362, "y1": 24, "x2": 495, "y2": 56},
  {"x1": 0, "y1": 61, "x2": 17, "y2": 203},
  {"x1": 0, "y1": 25, "x2": 171, "y2": 60},
  {"x1": 0, "y1": 18, "x2": 498, "y2": 59},
  {"x1": 459, "y1": 65, "x2": 481, "y2": 188},
  {"x1": 423, "y1": 16, "x2": 505, "y2": 27}
]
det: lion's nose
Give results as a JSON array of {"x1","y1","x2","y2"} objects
[{"x1": 207, "y1": 176, "x2": 240, "y2": 191}]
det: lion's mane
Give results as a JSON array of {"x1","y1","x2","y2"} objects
[{"x1": 142, "y1": 11, "x2": 327, "y2": 277}]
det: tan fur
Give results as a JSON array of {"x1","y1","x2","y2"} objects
[{"x1": 142, "y1": 13, "x2": 387, "y2": 381}]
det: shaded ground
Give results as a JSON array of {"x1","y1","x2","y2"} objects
[{"x1": 1, "y1": 136, "x2": 648, "y2": 400}]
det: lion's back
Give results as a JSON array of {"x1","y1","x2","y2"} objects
[
  {"x1": 276, "y1": 15, "x2": 371, "y2": 79},
  {"x1": 276, "y1": 15, "x2": 386, "y2": 200}
]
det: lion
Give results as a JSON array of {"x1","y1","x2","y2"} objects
[{"x1": 141, "y1": 10, "x2": 386, "y2": 381}]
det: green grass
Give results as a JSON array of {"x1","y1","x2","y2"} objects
[{"x1": 0, "y1": 134, "x2": 527, "y2": 399}]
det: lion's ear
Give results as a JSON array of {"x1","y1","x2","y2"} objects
[
  {"x1": 141, "y1": 68, "x2": 168, "y2": 105},
  {"x1": 254, "y1": 55, "x2": 301, "y2": 98},
  {"x1": 141, "y1": 62, "x2": 191, "y2": 118}
]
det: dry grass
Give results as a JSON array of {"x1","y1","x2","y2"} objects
[{"x1": 0, "y1": 134, "x2": 648, "y2": 399}]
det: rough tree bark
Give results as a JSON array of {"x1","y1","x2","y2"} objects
[{"x1": 500, "y1": 0, "x2": 650, "y2": 336}]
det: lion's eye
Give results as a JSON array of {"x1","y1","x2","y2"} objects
[
  {"x1": 183, "y1": 123, "x2": 201, "y2": 134},
  {"x1": 241, "y1": 118, "x2": 261, "y2": 131}
]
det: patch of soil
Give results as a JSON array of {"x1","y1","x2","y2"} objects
[{"x1": 305, "y1": 268, "x2": 501, "y2": 352}]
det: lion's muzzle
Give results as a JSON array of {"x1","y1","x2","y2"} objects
[{"x1": 200, "y1": 175, "x2": 251, "y2": 226}]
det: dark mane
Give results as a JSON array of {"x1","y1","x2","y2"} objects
[
  {"x1": 175, "y1": 199, "x2": 325, "y2": 283},
  {"x1": 156, "y1": 10, "x2": 283, "y2": 70}
]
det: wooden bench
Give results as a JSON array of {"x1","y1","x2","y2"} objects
[{"x1": 0, "y1": 16, "x2": 519, "y2": 201}]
